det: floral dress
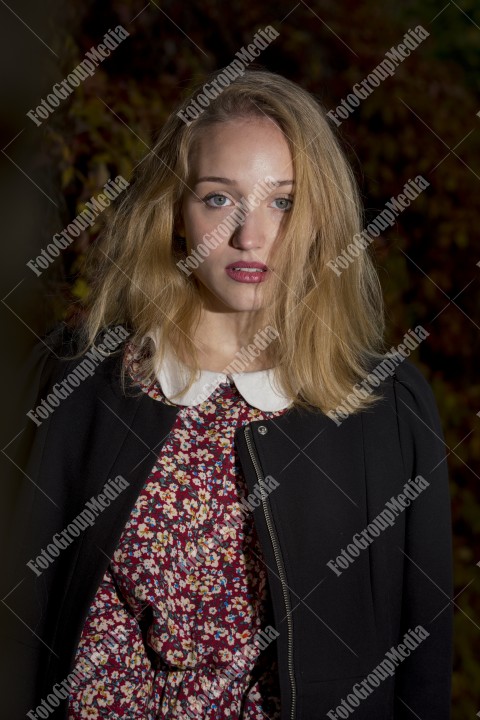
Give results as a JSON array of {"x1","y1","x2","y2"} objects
[{"x1": 67, "y1": 348, "x2": 290, "y2": 719}]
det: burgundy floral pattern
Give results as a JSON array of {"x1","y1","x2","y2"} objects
[{"x1": 67, "y1": 349, "x2": 288, "y2": 719}]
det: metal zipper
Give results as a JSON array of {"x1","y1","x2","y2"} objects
[{"x1": 244, "y1": 424, "x2": 296, "y2": 720}]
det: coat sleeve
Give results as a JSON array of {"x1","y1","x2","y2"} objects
[
  {"x1": 0, "y1": 323, "x2": 73, "y2": 717},
  {"x1": 0, "y1": 323, "x2": 71, "y2": 550},
  {"x1": 392, "y1": 360, "x2": 453, "y2": 719}
]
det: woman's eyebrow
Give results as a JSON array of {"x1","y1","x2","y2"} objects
[{"x1": 195, "y1": 176, "x2": 295, "y2": 186}]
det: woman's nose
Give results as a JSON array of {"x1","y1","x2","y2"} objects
[{"x1": 229, "y1": 207, "x2": 268, "y2": 250}]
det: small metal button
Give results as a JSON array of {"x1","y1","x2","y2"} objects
[{"x1": 257, "y1": 425, "x2": 268, "y2": 435}]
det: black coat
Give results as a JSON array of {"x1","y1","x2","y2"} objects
[{"x1": 0, "y1": 326, "x2": 453, "y2": 720}]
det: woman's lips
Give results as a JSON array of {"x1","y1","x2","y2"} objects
[{"x1": 225, "y1": 267, "x2": 269, "y2": 283}]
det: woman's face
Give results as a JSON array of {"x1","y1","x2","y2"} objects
[{"x1": 178, "y1": 116, "x2": 294, "y2": 314}]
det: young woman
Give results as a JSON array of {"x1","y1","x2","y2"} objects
[{"x1": 3, "y1": 69, "x2": 452, "y2": 719}]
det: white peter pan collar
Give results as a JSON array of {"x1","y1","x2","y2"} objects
[{"x1": 145, "y1": 333, "x2": 293, "y2": 412}]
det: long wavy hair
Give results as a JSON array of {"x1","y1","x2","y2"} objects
[{"x1": 79, "y1": 67, "x2": 386, "y2": 414}]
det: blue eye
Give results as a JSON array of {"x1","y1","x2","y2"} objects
[
  {"x1": 204, "y1": 194, "x2": 232, "y2": 208},
  {"x1": 272, "y1": 197, "x2": 293, "y2": 211}
]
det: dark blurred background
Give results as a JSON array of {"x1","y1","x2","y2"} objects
[{"x1": 1, "y1": 0, "x2": 479, "y2": 715}]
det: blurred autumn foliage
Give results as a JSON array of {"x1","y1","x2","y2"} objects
[{"x1": 33, "y1": 0, "x2": 480, "y2": 715}]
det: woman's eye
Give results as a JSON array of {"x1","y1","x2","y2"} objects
[
  {"x1": 204, "y1": 194, "x2": 232, "y2": 208},
  {"x1": 272, "y1": 197, "x2": 293, "y2": 211}
]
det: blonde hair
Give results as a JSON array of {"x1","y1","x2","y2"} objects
[{"x1": 80, "y1": 67, "x2": 386, "y2": 414}]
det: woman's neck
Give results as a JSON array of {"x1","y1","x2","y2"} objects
[{"x1": 184, "y1": 309, "x2": 273, "y2": 373}]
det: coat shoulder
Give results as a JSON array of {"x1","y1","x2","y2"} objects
[
  {"x1": 391, "y1": 356, "x2": 440, "y2": 421},
  {"x1": 26, "y1": 322, "x2": 129, "y2": 404},
  {"x1": 389, "y1": 356, "x2": 446, "y2": 479}
]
